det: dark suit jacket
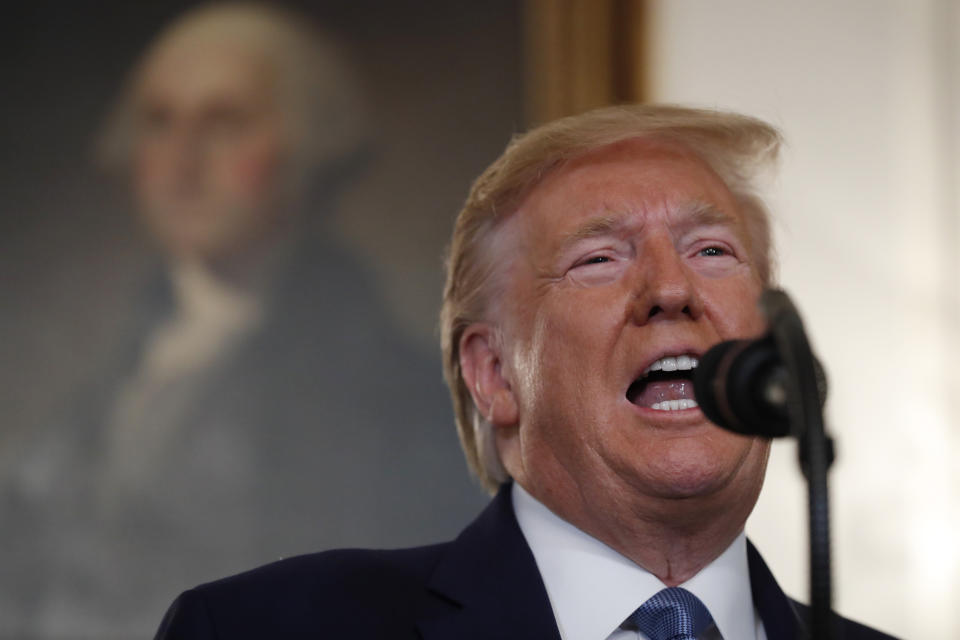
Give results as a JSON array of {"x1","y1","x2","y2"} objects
[{"x1": 156, "y1": 484, "x2": 897, "y2": 640}]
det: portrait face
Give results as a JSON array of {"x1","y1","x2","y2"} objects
[
  {"x1": 131, "y1": 39, "x2": 289, "y2": 264},
  {"x1": 482, "y1": 138, "x2": 770, "y2": 531}
]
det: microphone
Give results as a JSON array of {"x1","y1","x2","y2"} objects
[
  {"x1": 693, "y1": 290, "x2": 837, "y2": 640},
  {"x1": 693, "y1": 335, "x2": 827, "y2": 438}
]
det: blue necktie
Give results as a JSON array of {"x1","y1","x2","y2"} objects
[{"x1": 626, "y1": 587, "x2": 715, "y2": 640}]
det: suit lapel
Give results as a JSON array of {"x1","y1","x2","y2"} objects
[
  {"x1": 747, "y1": 540, "x2": 808, "y2": 640},
  {"x1": 417, "y1": 483, "x2": 561, "y2": 640},
  {"x1": 417, "y1": 490, "x2": 806, "y2": 640}
]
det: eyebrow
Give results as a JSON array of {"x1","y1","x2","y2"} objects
[
  {"x1": 556, "y1": 213, "x2": 630, "y2": 254},
  {"x1": 678, "y1": 201, "x2": 738, "y2": 228}
]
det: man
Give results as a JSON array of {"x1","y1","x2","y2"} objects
[
  {"x1": 156, "y1": 105, "x2": 896, "y2": 639},
  {"x1": 1, "y1": 4, "x2": 482, "y2": 637}
]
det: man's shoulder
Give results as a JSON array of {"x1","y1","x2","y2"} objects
[
  {"x1": 838, "y1": 616, "x2": 901, "y2": 640},
  {"x1": 747, "y1": 542, "x2": 898, "y2": 640},
  {"x1": 789, "y1": 600, "x2": 900, "y2": 640},
  {"x1": 156, "y1": 544, "x2": 450, "y2": 639},
  {"x1": 205, "y1": 544, "x2": 447, "y2": 597}
]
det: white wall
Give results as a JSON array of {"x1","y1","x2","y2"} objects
[{"x1": 648, "y1": 2, "x2": 960, "y2": 638}]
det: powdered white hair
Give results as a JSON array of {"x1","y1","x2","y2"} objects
[{"x1": 97, "y1": 2, "x2": 366, "y2": 180}]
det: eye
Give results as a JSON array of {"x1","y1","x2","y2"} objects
[
  {"x1": 698, "y1": 246, "x2": 726, "y2": 257},
  {"x1": 203, "y1": 108, "x2": 251, "y2": 138},
  {"x1": 571, "y1": 254, "x2": 617, "y2": 269},
  {"x1": 566, "y1": 253, "x2": 622, "y2": 286},
  {"x1": 139, "y1": 105, "x2": 173, "y2": 134},
  {"x1": 563, "y1": 240, "x2": 632, "y2": 284}
]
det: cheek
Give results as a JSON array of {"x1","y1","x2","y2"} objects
[
  {"x1": 514, "y1": 291, "x2": 625, "y2": 429},
  {"x1": 213, "y1": 135, "x2": 284, "y2": 201},
  {"x1": 704, "y1": 276, "x2": 766, "y2": 337},
  {"x1": 528, "y1": 294, "x2": 611, "y2": 373},
  {"x1": 133, "y1": 143, "x2": 170, "y2": 194}
]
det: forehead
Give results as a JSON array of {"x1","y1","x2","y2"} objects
[
  {"x1": 536, "y1": 138, "x2": 730, "y2": 211},
  {"x1": 137, "y1": 38, "x2": 276, "y2": 108},
  {"x1": 510, "y1": 138, "x2": 744, "y2": 243}
]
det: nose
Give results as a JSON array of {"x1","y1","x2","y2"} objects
[
  {"x1": 631, "y1": 235, "x2": 703, "y2": 324},
  {"x1": 170, "y1": 131, "x2": 204, "y2": 190}
]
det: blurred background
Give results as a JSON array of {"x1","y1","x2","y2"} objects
[{"x1": 1, "y1": 1, "x2": 956, "y2": 638}]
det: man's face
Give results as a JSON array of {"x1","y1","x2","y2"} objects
[
  {"x1": 493, "y1": 139, "x2": 770, "y2": 526},
  {"x1": 132, "y1": 39, "x2": 288, "y2": 263}
]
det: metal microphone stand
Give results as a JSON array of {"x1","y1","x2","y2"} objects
[{"x1": 761, "y1": 289, "x2": 836, "y2": 640}]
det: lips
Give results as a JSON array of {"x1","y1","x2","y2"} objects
[{"x1": 626, "y1": 354, "x2": 700, "y2": 411}]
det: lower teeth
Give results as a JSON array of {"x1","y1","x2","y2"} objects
[{"x1": 650, "y1": 399, "x2": 698, "y2": 411}]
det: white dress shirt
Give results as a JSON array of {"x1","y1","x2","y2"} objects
[
  {"x1": 512, "y1": 483, "x2": 768, "y2": 640},
  {"x1": 101, "y1": 260, "x2": 267, "y2": 497}
]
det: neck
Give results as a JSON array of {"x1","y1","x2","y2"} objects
[
  {"x1": 600, "y1": 497, "x2": 750, "y2": 586},
  {"x1": 520, "y1": 476, "x2": 756, "y2": 586},
  {"x1": 178, "y1": 224, "x2": 300, "y2": 295}
]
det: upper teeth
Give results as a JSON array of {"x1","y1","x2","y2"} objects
[{"x1": 643, "y1": 355, "x2": 699, "y2": 376}]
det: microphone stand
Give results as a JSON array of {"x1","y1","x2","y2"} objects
[{"x1": 760, "y1": 289, "x2": 836, "y2": 640}]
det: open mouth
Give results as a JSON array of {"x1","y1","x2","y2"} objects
[{"x1": 626, "y1": 354, "x2": 699, "y2": 411}]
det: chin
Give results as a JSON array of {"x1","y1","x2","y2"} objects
[
  {"x1": 649, "y1": 466, "x2": 733, "y2": 500},
  {"x1": 621, "y1": 438, "x2": 753, "y2": 501},
  {"x1": 160, "y1": 232, "x2": 218, "y2": 261}
]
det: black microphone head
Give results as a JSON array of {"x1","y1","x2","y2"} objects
[
  {"x1": 693, "y1": 340, "x2": 738, "y2": 432},
  {"x1": 694, "y1": 337, "x2": 792, "y2": 437}
]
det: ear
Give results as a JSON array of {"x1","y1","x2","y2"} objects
[{"x1": 459, "y1": 323, "x2": 519, "y2": 428}]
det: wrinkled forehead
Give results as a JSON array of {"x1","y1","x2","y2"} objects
[
  {"x1": 508, "y1": 138, "x2": 742, "y2": 242},
  {"x1": 535, "y1": 137, "x2": 728, "y2": 202}
]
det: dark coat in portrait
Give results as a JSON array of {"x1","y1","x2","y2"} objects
[{"x1": 1, "y1": 232, "x2": 486, "y2": 636}]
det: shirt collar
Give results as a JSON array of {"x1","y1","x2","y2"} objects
[{"x1": 512, "y1": 482, "x2": 759, "y2": 640}]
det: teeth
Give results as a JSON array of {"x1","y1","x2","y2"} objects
[
  {"x1": 650, "y1": 398, "x2": 699, "y2": 411},
  {"x1": 642, "y1": 355, "x2": 699, "y2": 376}
]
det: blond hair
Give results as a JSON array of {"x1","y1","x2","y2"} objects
[{"x1": 440, "y1": 104, "x2": 783, "y2": 493}]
